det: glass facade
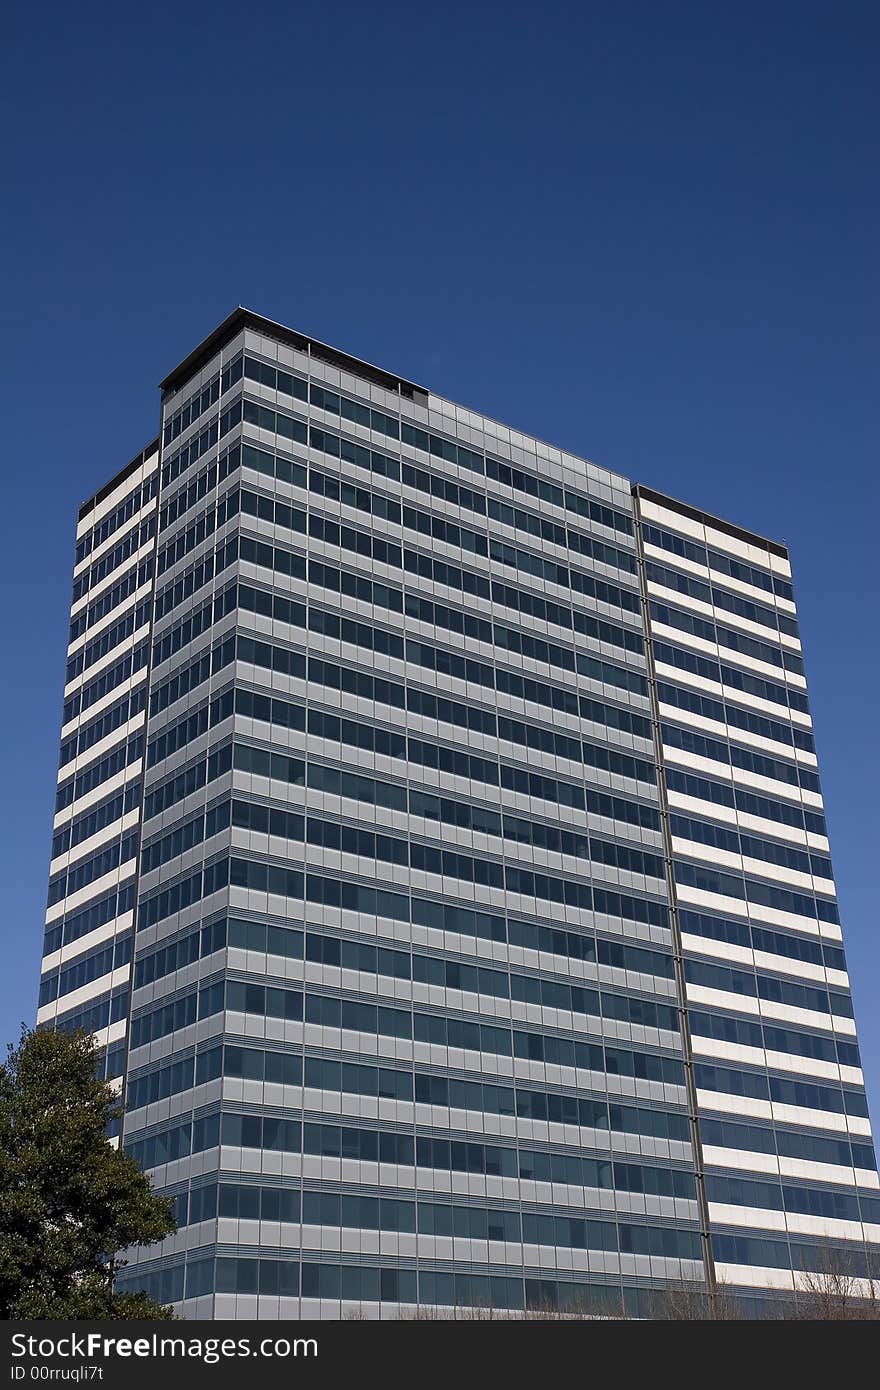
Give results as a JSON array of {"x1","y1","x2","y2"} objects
[
  {"x1": 634, "y1": 487, "x2": 880, "y2": 1297},
  {"x1": 38, "y1": 310, "x2": 878, "y2": 1317}
]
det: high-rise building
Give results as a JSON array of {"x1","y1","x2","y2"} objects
[{"x1": 38, "y1": 308, "x2": 878, "y2": 1317}]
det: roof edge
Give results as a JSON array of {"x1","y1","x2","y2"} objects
[
  {"x1": 159, "y1": 306, "x2": 428, "y2": 401},
  {"x1": 78, "y1": 437, "x2": 160, "y2": 524},
  {"x1": 632, "y1": 483, "x2": 789, "y2": 559}
]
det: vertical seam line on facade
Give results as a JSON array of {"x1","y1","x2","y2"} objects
[{"x1": 631, "y1": 487, "x2": 718, "y2": 1297}]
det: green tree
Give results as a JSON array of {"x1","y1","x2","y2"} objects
[{"x1": 0, "y1": 1026, "x2": 177, "y2": 1319}]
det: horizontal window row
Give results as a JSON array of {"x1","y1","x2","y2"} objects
[
  {"x1": 63, "y1": 642, "x2": 148, "y2": 725},
  {"x1": 492, "y1": 460, "x2": 634, "y2": 542},
  {"x1": 75, "y1": 474, "x2": 157, "y2": 565},
  {"x1": 159, "y1": 445, "x2": 239, "y2": 533},
  {"x1": 684, "y1": 956, "x2": 852, "y2": 1018},
  {"x1": 488, "y1": 495, "x2": 636, "y2": 575},
  {"x1": 47, "y1": 831, "x2": 138, "y2": 907},
  {"x1": 641, "y1": 522, "x2": 793, "y2": 602},
  {"x1": 161, "y1": 354, "x2": 241, "y2": 454},
  {"x1": 71, "y1": 516, "x2": 155, "y2": 604},
  {"x1": 690, "y1": 1008, "x2": 859, "y2": 1069},
  {"x1": 131, "y1": 963, "x2": 680, "y2": 1054},
  {"x1": 248, "y1": 792, "x2": 660, "y2": 877},
  {"x1": 705, "y1": 1172, "x2": 880, "y2": 1225},
  {"x1": 50, "y1": 983, "x2": 128, "y2": 1036},
  {"x1": 496, "y1": 609, "x2": 642, "y2": 663},
  {"x1": 138, "y1": 851, "x2": 673, "y2": 965},
  {"x1": 186, "y1": 1175, "x2": 702, "y2": 1257},
  {"x1": 254, "y1": 444, "x2": 639, "y2": 609},
  {"x1": 247, "y1": 659, "x2": 654, "y2": 781},
  {"x1": 243, "y1": 483, "x2": 396, "y2": 562},
  {"x1": 39, "y1": 932, "x2": 132, "y2": 1007},
  {"x1": 233, "y1": 575, "x2": 653, "y2": 739},
  {"x1": 281, "y1": 911, "x2": 674, "y2": 982},
  {"x1": 133, "y1": 898, "x2": 673, "y2": 995},
  {"x1": 128, "y1": 1037, "x2": 685, "y2": 1124},
  {"x1": 135, "y1": 939, "x2": 676, "y2": 1054},
  {"x1": 490, "y1": 568, "x2": 641, "y2": 631},
  {"x1": 228, "y1": 620, "x2": 654, "y2": 767},
  {"x1": 154, "y1": 537, "x2": 238, "y2": 621},
  {"x1": 174, "y1": 1146, "x2": 694, "y2": 1236},
  {"x1": 55, "y1": 732, "x2": 143, "y2": 814},
  {"x1": 140, "y1": 802, "x2": 230, "y2": 873},
  {"x1": 125, "y1": 1104, "x2": 689, "y2": 1178},
  {"x1": 162, "y1": 367, "x2": 221, "y2": 448},
  {"x1": 664, "y1": 723, "x2": 820, "y2": 793},
  {"x1": 274, "y1": 1040, "x2": 683, "y2": 1099},
  {"x1": 51, "y1": 778, "x2": 140, "y2": 859},
  {"x1": 100, "y1": 1040, "x2": 127, "y2": 1082},
  {"x1": 144, "y1": 743, "x2": 232, "y2": 818},
  {"x1": 152, "y1": 582, "x2": 237, "y2": 668},
  {"x1": 658, "y1": 680, "x2": 813, "y2": 755},
  {"x1": 146, "y1": 688, "x2": 234, "y2": 768},
  {"x1": 712, "y1": 1232, "x2": 878, "y2": 1278},
  {"x1": 318, "y1": 1198, "x2": 700, "y2": 1259},
  {"x1": 243, "y1": 434, "x2": 437, "y2": 527},
  {"x1": 116, "y1": 1255, "x2": 407, "y2": 1308},
  {"x1": 309, "y1": 460, "x2": 400, "y2": 521},
  {"x1": 136, "y1": 858, "x2": 229, "y2": 931},
  {"x1": 700, "y1": 1116, "x2": 875, "y2": 1173},
  {"x1": 671, "y1": 813, "x2": 831, "y2": 880},
  {"x1": 675, "y1": 859, "x2": 838, "y2": 927},
  {"x1": 654, "y1": 641, "x2": 809, "y2": 716},
  {"x1": 132, "y1": 916, "x2": 226, "y2": 986},
  {"x1": 407, "y1": 585, "x2": 644, "y2": 659},
  {"x1": 305, "y1": 376, "x2": 403, "y2": 441},
  {"x1": 128, "y1": 1043, "x2": 223, "y2": 1107},
  {"x1": 238, "y1": 477, "x2": 644, "y2": 661},
  {"x1": 235, "y1": 459, "x2": 638, "y2": 613},
  {"x1": 229, "y1": 739, "x2": 656, "y2": 822},
  {"x1": 43, "y1": 883, "x2": 135, "y2": 957},
  {"x1": 66, "y1": 600, "x2": 151, "y2": 684},
  {"x1": 136, "y1": 906, "x2": 674, "y2": 1024},
  {"x1": 665, "y1": 767, "x2": 826, "y2": 838},
  {"x1": 163, "y1": 360, "x2": 231, "y2": 449},
  {"x1": 651, "y1": 601, "x2": 803, "y2": 678},
  {"x1": 149, "y1": 636, "x2": 235, "y2": 717},
  {"x1": 125, "y1": 1109, "x2": 220, "y2": 1170},
  {"x1": 408, "y1": 632, "x2": 646, "y2": 698},
  {"x1": 234, "y1": 569, "x2": 643, "y2": 676},
  {"x1": 145, "y1": 723, "x2": 658, "y2": 836},
  {"x1": 156, "y1": 485, "x2": 240, "y2": 577},
  {"x1": 694, "y1": 1060, "x2": 867, "y2": 1117},
  {"x1": 234, "y1": 1103, "x2": 690, "y2": 1161},
  {"x1": 58, "y1": 688, "x2": 145, "y2": 769},
  {"x1": 403, "y1": 494, "x2": 491, "y2": 561},
  {"x1": 142, "y1": 779, "x2": 663, "y2": 891},
  {"x1": 161, "y1": 415, "x2": 221, "y2": 489},
  {"x1": 159, "y1": 364, "x2": 244, "y2": 492},
  {"x1": 488, "y1": 532, "x2": 634, "y2": 601},
  {"x1": 217, "y1": 770, "x2": 658, "y2": 872},
  {"x1": 244, "y1": 360, "x2": 402, "y2": 442},
  {"x1": 130, "y1": 978, "x2": 226, "y2": 1044},
  {"x1": 646, "y1": 560, "x2": 799, "y2": 638},
  {"x1": 118, "y1": 1255, "x2": 649, "y2": 1314},
  {"x1": 69, "y1": 558, "x2": 153, "y2": 643},
  {"x1": 679, "y1": 908, "x2": 845, "y2": 973},
  {"x1": 240, "y1": 375, "x2": 634, "y2": 541},
  {"x1": 226, "y1": 848, "x2": 670, "y2": 928}
]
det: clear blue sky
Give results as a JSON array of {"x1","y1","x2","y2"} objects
[{"x1": 1, "y1": 1, "x2": 877, "y2": 1118}]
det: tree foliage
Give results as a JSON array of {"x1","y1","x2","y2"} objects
[{"x1": 0, "y1": 1026, "x2": 176, "y2": 1319}]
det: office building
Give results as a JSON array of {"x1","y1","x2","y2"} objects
[{"x1": 38, "y1": 308, "x2": 879, "y2": 1316}]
